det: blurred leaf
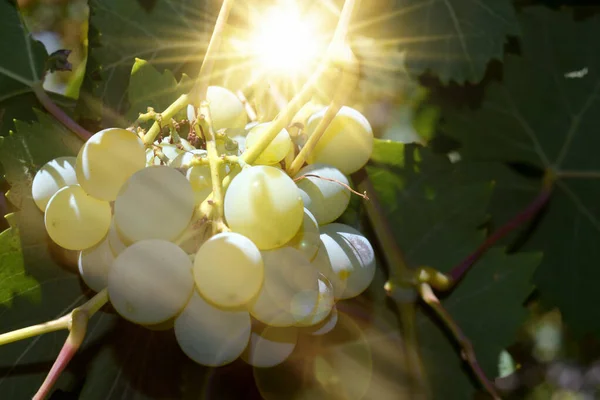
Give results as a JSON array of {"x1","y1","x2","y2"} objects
[
  {"x1": 417, "y1": 248, "x2": 540, "y2": 399},
  {"x1": 45, "y1": 49, "x2": 72, "y2": 73},
  {"x1": 387, "y1": 0, "x2": 519, "y2": 83},
  {"x1": 442, "y1": 7, "x2": 600, "y2": 335},
  {"x1": 126, "y1": 58, "x2": 193, "y2": 123},
  {"x1": 88, "y1": 0, "x2": 218, "y2": 126}
]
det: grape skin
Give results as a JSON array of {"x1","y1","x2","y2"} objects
[
  {"x1": 175, "y1": 291, "x2": 251, "y2": 367},
  {"x1": 305, "y1": 106, "x2": 373, "y2": 175},
  {"x1": 245, "y1": 123, "x2": 292, "y2": 165},
  {"x1": 193, "y1": 232, "x2": 264, "y2": 308},
  {"x1": 76, "y1": 128, "x2": 146, "y2": 201},
  {"x1": 241, "y1": 325, "x2": 298, "y2": 368},
  {"x1": 294, "y1": 164, "x2": 351, "y2": 225},
  {"x1": 78, "y1": 237, "x2": 114, "y2": 292},
  {"x1": 107, "y1": 219, "x2": 130, "y2": 256},
  {"x1": 45, "y1": 185, "x2": 111, "y2": 250},
  {"x1": 296, "y1": 274, "x2": 334, "y2": 327},
  {"x1": 170, "y1": 150, "x2": 213, "y2": 204},
  {"x1": 32, "y1": 156, "x2": 78, "y2": 212},
  {"x1": 190, "y1": 86, "x2": 247, "y2": 131},
  {"x1": 114, "y1": 166, "x2": 195, "y2": 243},
  {"x1": 286, "y1": 207, "x2": 321, "y2": 261},
  {"x1": 224, "y1": 166, "x2": 304, "y2": 250},
  {"x1": 108, "y1": 239, "x2": 194, "y2": 325},
  {"x1": 312, "y1": 223, "x2": 376, "y2": 300}
]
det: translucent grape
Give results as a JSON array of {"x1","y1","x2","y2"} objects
[
  {"x1": 312, "y1": 223, "x2": 376, "y2": 299},
  {"x1": 224, "y1": 166, "x2": 303, "y2": 250},
  {"x1": 286, "y1": 208, "x2": 320, "y2": 260},
  {"x1": 241, "y1": 325, "x2": 298, "y2": 368},
  {"x1": 307, "y1": 305, "x2": 338, "y2": 336},
  {"x1": 175, "y1": 291, "x2": 251, "y2": 367},
  {"x1": 250, "y1": 247, "x2": 319, "y2": 326},
  {"x1": 78, "y1": 237, "x2": 114, "y2": 292},
  {"x1": 193, "y1": 232, "x2": 264, "y2": 308},
  {"x1": 107, "y1": 219, "x2": 130, "y2": 256},
  {"x1": 114, "y1": 166, "x2": 195, "y2": 242},
  {"x1": 32, "y1": 156, "x2": 78, "y2": 212},
  {"x1": 296, "y1": 274, "x2": 334, "y2": 327},
  {"x1": 45, "y1": 185, "x2": 111, "y2": 250},
  {"x1": 76, "y1": 128, "x2": 146, "y2": 201},
  {"x1": 294, "y1": 164, "x2": 351, "y2": 225},
  {"x1": 108, "y1": 239, "x2": 194, "y2": 325},
  {"x1": 245, "y1": 123, "x2": 292, "y2": 165},
  {"x1": 170, "y1": 150, "x2": 213, "y2": 204},
  {"x1": 305, "y1": 106, "x2": 373, "y2": 174},
  {"x1": 202, "y1": 86, "x2": 247, "y2": 131}
]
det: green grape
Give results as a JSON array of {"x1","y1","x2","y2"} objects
[
  {"x1": 306, "y1": 305, "x2": 338, "y2": 336},
  {"x1": 32, "y1": 156, "x2": 78, "y2": 212},
  {"x1": 194, "y1": 232, "x2": 264, "y2": 308},
  {"x1": 312, "y1": 223, "x2": 376, "y2": 300},
  {"x1": 191, "y1": 86, "x2": 247, "y2": 131},
  {"x1": 286, "y1": 208, "x2": 321, "y2": 261},
  {"x1": 245, "y1": 122, "x2": 292, "y2": 165},
  {"x1": 305, "y1": 106, "x2": 373, "y2": 174},
  {"x1": 294, "y1": 164, "x2": 351, "y2": 225},
  {"x1": 224, "y1": 166, "x2": 303, "y2": 250},
  {"x1": 114, "y1": 166, "x2": 195, "y2": 242},
  {"x1": 45, "y1": 185, "x2": 111, "y2": 250},
  {"x1": 78, "y1": 237, "x2": 114, "y2": 292},
  {"x1": 250, "y1": 247, "x2": 319, "y2": 326},
  {"x1": 170, "y1": 150, "x2": 213, "y2": 204},
  {"x1": 241, "y1": 325, "x2": 298, "y2": 368},
  {"x1": 175, "y1": 291, "x2": 251, "y2": 367},
  {"x1": 108, "y1": 239, "x2": 194, "y2": 325},
  {"x1": 296, "y1": 274, "x2": 334, "y2": 327},
  {"x1": 107, "y1": 219, "x2": 130, "y2": 256},
  {"x1": 76, "y1": 128, "x2": 146, "y2": 201}
]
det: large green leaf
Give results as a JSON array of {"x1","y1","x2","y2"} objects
[
  {"x1": 88, "y1": 0, "x2": 218, "y2": 126},
  {"x1": 417, "y1": 248, "x2": 540, "y2": 399},
  {"x1": 0, "y1": 0, "x2": 48, "y2": 135},
  {"x1": 442, "y1": 7, "x2": 600, "y2": 335},
  {"x1": 387, "y1": 0, "x2": 519, "y2": 83}
]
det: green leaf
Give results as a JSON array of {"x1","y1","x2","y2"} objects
[
  {"x1": 441, "y1": 7, "x2": 600, "y2": 335},
  {"x1": 366, "y1": 140, "x2": 493, "y2": 271},
  {"x1": 389, "y1": 0, "x2": 519, "y2": 83},
  {"x1": 417, "y1": 248, "x2": 540, "y2": 399},
  {"x1": 126, "y1": 58, "x2": 193, "y2": 123},
  {"x1": 89, "y1": 0, "x2": 217, "y2": 126},
  {"x1": 0, "y1": 1, "x2": 48, "y2": 135}
]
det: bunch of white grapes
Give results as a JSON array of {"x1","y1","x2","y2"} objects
[{"x1": 31, "y1": 85, "x2": 376, "y2": 369}]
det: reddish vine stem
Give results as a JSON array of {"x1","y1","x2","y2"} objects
[
  {"x1": 448, "y1": 175, "x2": 553, "y2": 286},
  {"x1": 33, "y1": 85, "x2": 92, "y2": 141},
  {"x1": 419, "y1": 283, "x2": 501, "y2": 399}
]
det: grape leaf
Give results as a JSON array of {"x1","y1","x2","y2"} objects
[
  {"x1": 417, "y1": 248, "x2": 540, "y2": 399},
  {"x1": 441, "y1": 7, "x2": 600, "y2": 335},
  {"x1": 126, "y1": 58, "x2": 193, "y2": 123},
  {"x1": 0, "y1": 0, "x2": 48, "y2": 135},
  {"x1": 88, "y1": 0, "x2": 217, "y2": 126},
  {"x1": 386, "y1": 0, "x2": 519, "y2": 83}
]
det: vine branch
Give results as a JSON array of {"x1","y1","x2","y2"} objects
[{"x1": 419, "y1": 283, "x2": 501, "y2": 400}]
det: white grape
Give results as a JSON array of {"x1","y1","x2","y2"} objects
[
  {"x1": 305, "y1": 106, "x2": 373, "y2": 174},
  {"x1": 250, "y1": 247, "x2": 319, "y2": 326},
  {"x1": 296, "y1": 274, "x2": 334, "y2": 327},
  {"x1": 241, "y1": 325, "x2": 298, "y2": 368},
  {"x1": 76, "y1": 128, "x2": 146, "y2": 201},
  {"x1": 170, "y1": 150, "x2": 213, "y2": 205},
  {"x1": 45, "y1": 185, "x2": 111, "y2": 250},
  {"x1": 188, "y1": 86, "x2": 247, "y2": 131},
  {"x1": 78, "y1": 237, "x2": 114, "y2": 292},
  {"x1": 107, "y1": 219, "x2": 130, "y2": 256},
  {"x1": 286, "y1": 208, "x2": 320, "y2": 261},
  {"x1": 312, "y1": 223, "x2": 376, "y2": 300},
  {"x1": 224, "y1": 166, "x2": 303, "y2": 250},
  {"x1": 175, "y1": 291, "x2": 251, "y2": 367},
  {"x1": 32, "y1": 156, "x2": 78, "y2": 212},
  {"x1": 193, "y1": 232, "x2": 264, "y2": 308},
  {"x1": 114, "y1": 166, "x2": 195, "y2": 242},
  {"x1": 245, "y1": 123, "x2": 292, "y2": 165},
  {"x1": 108, "y1": 239, "x2": 194, "y2": 325},
  {"x1": 294, "y1": 164, "x2": 351, "y2": 225},
  {"x1": 145, "y1": 148, "x2": 161, "y2": 166},
  {"x1": 307, "y1": 305, "x2": 338, "y2": 336}
]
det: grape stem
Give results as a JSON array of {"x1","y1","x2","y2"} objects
[
  {"x1": 236, "y1": 90, "x2": 257, "y2": 122},
  {"x1": 293, "y1": 174, "x2": 369, "y2": 199},
  {"x1": 286, "y1": 46, "x2": 359, "y2": 177},
  {"x1": 143, "y1": 0, "x2": 234, "y2": 145},
  {"x1": 418, "y1": 283, "x2": 501, "y2": 400},
  {"x1": 0, "y1": 289, "x2": 108, "y2": 399},
  {"x1": 32, "y1": 84, "x2": 93, "y2": 142}
]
